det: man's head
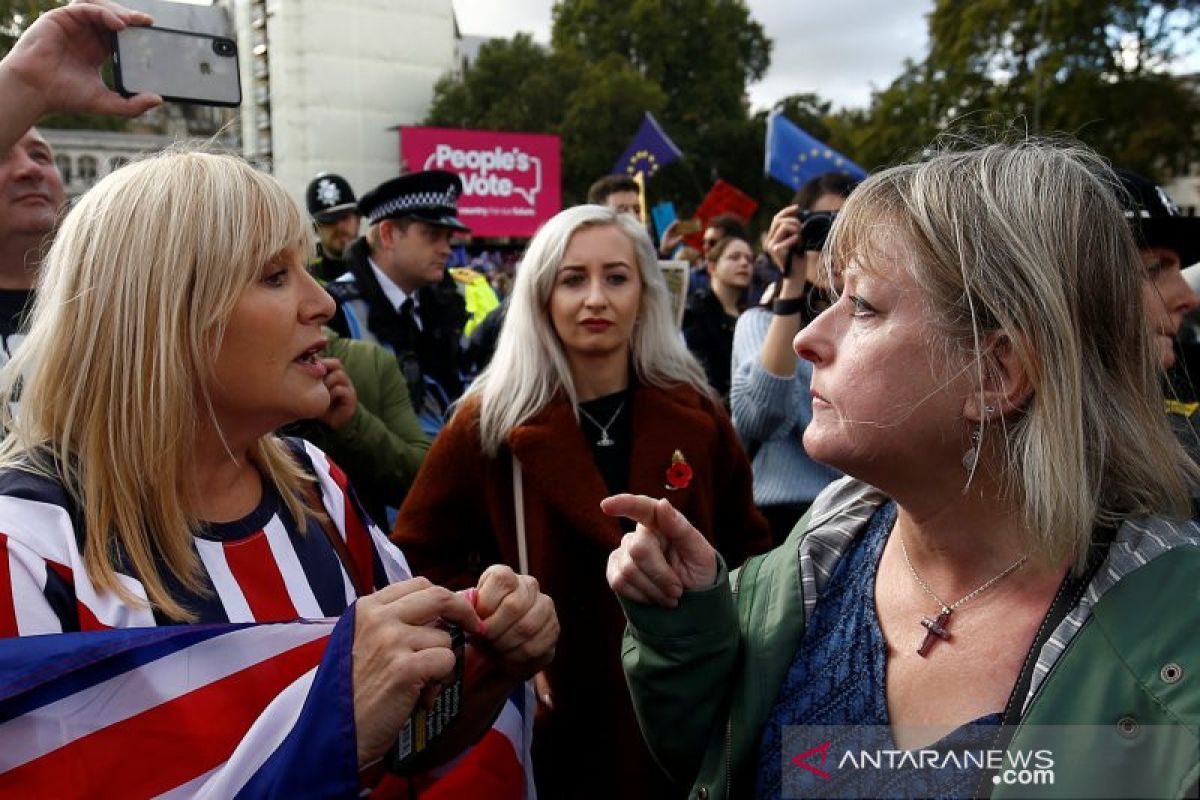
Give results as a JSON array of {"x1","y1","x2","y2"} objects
[
  {"x1": 0, "y1": 128, "x2": 65, "y2": 256},
  {"x1": 1112, "y1": 169, "x2": 1200, "y2": 369},
  {"x1": 360, "y1": 170, "x2": 469, "y2": 294},
  {"x1": 305, "y1": 173, "x2": 360, "y2": 260},
  {"x1": 793, "y1": 171, "x2": 859, "y2": 213},
  {"x1": 587, "y1": 174, "x2": 641, "y2": 218},
  {"x1": 701, "y1": 213, "x2": 747, "y2": 255}
]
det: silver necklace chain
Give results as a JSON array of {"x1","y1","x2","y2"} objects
[
  {"x1": 900, "y1": 537, "x2": 1029, "y2": 614},
  {"x1": 577, "y1": 401, "x2": 625, "y2": 447}
]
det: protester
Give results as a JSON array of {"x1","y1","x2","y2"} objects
[
  {"x1": 0, "y1": 128, "x2": 63, "y2": 371},
  {"x1": 701, "y1": 212, "x2": 748, "y2": 255},
  {"x1": 392, "y1": 204, "x2": 769, "y2": 799},
  {"x1": 731, "y1": 172, "x2": 855, "y2": 543},
  {"x1": 586, "y1": 173, "x2": 641, "y2": 217},
  {"x1": 1110, "y1": 169, "x2": 1200, "y2": 468},
  {"x1": 685, "y1": 211, "x2": 748, "y2": 295},
  {"x1": 606, "y1": 141, "x2": 1200, "y2": 799},
  {"x1": 327, "y1": 170, "x2": 472, "y2": 435},
  {"x1": 282, "y1": 326, "x2": 430, "y2": 527},
  {"x1": 0, "y1": 144, "x2": 558, "y2": 796},
  {"x1": 0, "y1": 0, "x2": 127, "y2": 371},
  {"x1": 305, "y1": 171, "x2": 360, "y2": 282},
  {"x1": 682, "y1": 234, "x2": 754, "y2": 404}
]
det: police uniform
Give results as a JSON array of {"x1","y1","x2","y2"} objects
[
  {"x1": 326, "y1": 171, "x2": 470, "y2": 436},
  {"x1": 305, "y1": 172, "x2": 358, "y2": 283}
]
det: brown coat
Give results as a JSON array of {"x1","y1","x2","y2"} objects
[{"x1": 392, "y1": 382, "x2": 769, "y2": 799}]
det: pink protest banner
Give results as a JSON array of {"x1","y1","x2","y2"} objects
[{"x1": 400, "y1": 126, "x2": 562, "y2": 238}]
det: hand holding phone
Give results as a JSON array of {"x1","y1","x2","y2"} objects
[
  {"x1": 112, "y1": 25, "x2": 241, "y2": 107},
  {"x1": 0, "y1": 0, "x2": 162, "y2": 129}
]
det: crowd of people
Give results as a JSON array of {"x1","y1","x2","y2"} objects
[{"x1": 1, "y1": 2, "x2": 1198, "y2": 799}]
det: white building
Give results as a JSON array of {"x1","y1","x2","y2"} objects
[
  {"x1": 39, "y1": 125, "x2": 237, "y2": 199},
  {"x1": 227, "y1": 0, "x2": 462, "y2": 205}
]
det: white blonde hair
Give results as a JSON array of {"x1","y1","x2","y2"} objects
[
  {"x1": 829, "y1": 139, "x2": 1196, "y2": 572},
  {"x1": 466, "y1": 205, "x2": 710, "y2": 455},
  {"x1": 0, "y1": 150, "x2": 317, "y2": 621}
]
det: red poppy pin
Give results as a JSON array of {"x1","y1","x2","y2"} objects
[{"x1": 665, "y1": 449, "x2": 693, "y2": 491}]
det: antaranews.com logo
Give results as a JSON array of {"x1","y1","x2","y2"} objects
[
  {"x1": 788, "y1": 735, "x2": 1053, "y2": 795},
  {"x1": 779, "y1": 724, "x2": 1196, "y2": 799}
]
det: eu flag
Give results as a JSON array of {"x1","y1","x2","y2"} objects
[
  {"x1": 765, "y1": 112, "x2": 866, "y2": 190},
  {"x1": 613, "y1": 112, "x2": 683, "y2": 178}
]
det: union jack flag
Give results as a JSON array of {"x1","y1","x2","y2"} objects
[
  {"x1": 0, "y1": 613, "x2": 534, "y2": 798},
  {"x1": 0, "y1": 438, "x2": 534, "y2": 798}
]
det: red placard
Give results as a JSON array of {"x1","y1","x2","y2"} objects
[
  {"x1": 683, "y1": 178, "x2": 759, "y2": 249},
  {"x1": 400, "y1": 126, "x2": 561, "y2": 238}
]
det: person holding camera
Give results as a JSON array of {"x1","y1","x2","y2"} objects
[{"x1": 730, "y1": 172, "x2": 856, "y2": 543}]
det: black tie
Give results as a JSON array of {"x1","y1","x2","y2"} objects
[{"x1": 398, "y1": 297, "x2": 419, "y2": 343}]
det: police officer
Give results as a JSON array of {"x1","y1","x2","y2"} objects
[
  {"x1": 326, "y1": 170, "x2": 470, "y2": 435},
  {"x1": 305, "y1": 172, "x2": 360, "y2": 283}
]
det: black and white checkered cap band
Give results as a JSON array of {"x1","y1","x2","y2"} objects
[{"x1": 367, "y1": 189, "x2": 459, "y2": 223}]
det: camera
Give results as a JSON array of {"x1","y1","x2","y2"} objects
[
  {"x1": 211, "y1": 38, "x2": 236, "y2": 57},
  {"x1": 792, "y1": 210, "x2": 837, "y2": 254}
]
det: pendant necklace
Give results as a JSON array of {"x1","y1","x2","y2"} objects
[
  {"x1": 577, "y1": 401, "x2": 625, "y2": 447},
  {"x1": 900, "y1": 537, "x2": 1028, "y2": 658}
]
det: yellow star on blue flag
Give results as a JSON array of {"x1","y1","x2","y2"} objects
[
  {"x1": 613, "y1": 112, "x2": 683, "y2": 178},
  {"x1": 765, "y1": 112, "x2": 867, "y2": 190}
]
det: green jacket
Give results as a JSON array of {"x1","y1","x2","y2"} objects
[
  {"x1": 290, "y1": 328, "x2": 430, "y2": 526},
  {"x1": 621, "y1": 478, "x2": 1200, "y2": 799}
]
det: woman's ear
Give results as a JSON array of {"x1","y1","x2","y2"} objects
[{"x1": 962, "y1": 330, "x2": 1034, "y2": 422}]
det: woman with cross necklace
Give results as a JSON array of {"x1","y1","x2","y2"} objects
[
  {"x1": 391, "y1": 204, "x2": 770, "y2": 799},
  {"x1": 605, "y1": 141, "x2": 1200, "y2": 799}
]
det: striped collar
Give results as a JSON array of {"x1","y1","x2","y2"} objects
[{"x1": 796, "y1": 477, "x2": 1200, "y2": 711}]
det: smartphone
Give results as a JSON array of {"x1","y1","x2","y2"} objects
[
  {"x1": 675, "y1": 218, "x2": 702, "y2": 235},
  {"x1": 112, "y1": 26, "x2": 241, "y2": 107}
]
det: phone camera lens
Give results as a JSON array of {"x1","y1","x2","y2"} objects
[{"x1": 213, "y1": 39, "x2": 235, "y2": 56}]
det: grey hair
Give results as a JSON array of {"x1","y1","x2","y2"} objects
[
  {"x1": 466, "y1": 204, "x2": 710, "y2": 456},
  {"x1": 828, "y1": 139, "x2": 1197, "y2": 573}
]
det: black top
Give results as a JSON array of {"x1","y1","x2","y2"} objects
[
  {"x1": 327, "y1": 238, "x2": 468, "y2": 413},
  {"x1": 682, "y1": 288, "x2": 738, "y2": 404},
  {"x1": 0, "y1": 288, "x2": 33, "y2": 368},
  {"x1": 577, "y1": 389, "x2": 632, "y2": 503}
]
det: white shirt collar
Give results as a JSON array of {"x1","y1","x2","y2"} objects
[{"x1": 367, "y1": 256, "x2": 419, "y2": 315}]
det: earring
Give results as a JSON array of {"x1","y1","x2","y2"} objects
[{"x1": 961, "y1": 428, "x2": 982, "y2": 471}]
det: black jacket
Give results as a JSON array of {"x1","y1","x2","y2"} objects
[{"x1": 327, "y1": 238, "x2": 468, "y2": 413}]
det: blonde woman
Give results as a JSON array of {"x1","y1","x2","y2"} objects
[
  {"x1": 0, "y1": 146, "x2": 557, "y2": 794},
  {"x1": 393, "y1": 205, "x2": 770, "y2": 799},
  {"x1": 607, "y1": 142, "x2": 1200, "y2": 799}
]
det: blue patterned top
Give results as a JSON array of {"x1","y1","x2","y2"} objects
[{"x1": 754, "y1": 502, "x2": 1002, "y2": 799}]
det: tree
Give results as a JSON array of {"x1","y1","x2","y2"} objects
[
  {"x1": 427, "y1": 0, "x2": 776, "y2": 211},
  {"x1": 849, "y1": 0, "x2": 1200, "y2": 177},
  {"x1": 426, "y1": 34, "x2": 577, "y2": 134},
  {"x1": 550, "y1": 0, "x2": 770, "y2": 129},
  {"x1": 551, "y1": 0, "x2": 772, "y2": 210},
  {"x1": 0, "y1": 0, "x2": 48, "y2": 53}
]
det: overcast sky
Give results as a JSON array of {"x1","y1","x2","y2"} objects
[{"x1": 451, "y1": 0, "x2": 934, "y2": 112}]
